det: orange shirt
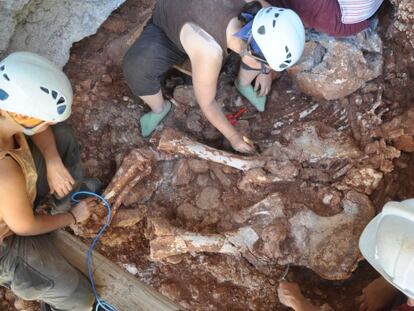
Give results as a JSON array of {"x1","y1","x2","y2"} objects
[{"x1": 0, "y1": 133, "x2": 37, "y2": 242}]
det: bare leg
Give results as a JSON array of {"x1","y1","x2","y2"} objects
[
  {"x1": 237, "y1": 66, "x2": 260, "y2": 87},
  {"x1": 278, "y1": 282, "x2": 321, "y2": 311},
  {"x1": 358, "y1": 277, "x2": 398, "y2": 311},
  {"x1": 140, "y1": 89, "x2": 166, "y2": 113},
  {"x1": 236, "y1": 66, "x2": 266, "y2": 112}
]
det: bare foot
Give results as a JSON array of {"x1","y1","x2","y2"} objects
[
  {"x1": 278, "y1": 281, "x2": 321, "y2": 311},
  {"x1": 358, "y1": 277, "x2": 398, "y2": 311}
]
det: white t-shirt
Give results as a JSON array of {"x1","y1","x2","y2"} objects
[{"x1": 337, "y1": 0, "x2": 384, "y2": 24}]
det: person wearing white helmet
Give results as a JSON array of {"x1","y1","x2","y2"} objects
[
  {"x1": 0, "y1": 51, "x2": 97, "y2": 311},
  {"x1": 276, "y1": 199, "x2": 414, "y2": 311},
  {"x1": 123, "y1": 0, "x2": 305, "y2": 154}
]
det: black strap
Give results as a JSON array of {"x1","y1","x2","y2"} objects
[{"x1": 240, "y1": 60, "x2": 261, "y2": 72}]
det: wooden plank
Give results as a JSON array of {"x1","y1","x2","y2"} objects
[{"x1": 52, "y1": 230, "x2": 183, "y2": 311}]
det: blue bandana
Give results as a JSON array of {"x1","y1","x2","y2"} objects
[{"x1": 233, "y1": 16, "x2": 266, "y2": 59}]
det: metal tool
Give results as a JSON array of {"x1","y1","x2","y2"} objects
[
  {"x1": 279, "y1": 264, "x2": 291, "y2": 281},
  {"x1": 226, "y1": 107, "x2": 247, "y2": 125}
]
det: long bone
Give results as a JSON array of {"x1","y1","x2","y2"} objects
[{"x1": 158, "y1": 129, "x2": 267, "y2": 171}]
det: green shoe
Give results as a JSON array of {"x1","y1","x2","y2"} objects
[
  {"x1": 235, "y1": 79, "x2": 266, "y2": 112},
  {"x1": 140, "y1": 100, "x2": 172, "y2": 137}
]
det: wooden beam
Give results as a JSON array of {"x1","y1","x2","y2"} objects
[{"x1": 52, "y1": 230, "x2": 183, "y2": 311}]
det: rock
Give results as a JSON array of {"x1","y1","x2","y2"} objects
[
  {"x1": 101, "y1": 230, "x2": 132, "y2": 247},
  {"x1": 375, "y1": 108, "x2": 414, "y2": 153},
  {"x1": 188, "y1": 159, "x2": 210, "y2": 174},
  {"x1": 173, "y1": 159, "x2": 193, "y2": 186},
  {"x1": 4, "y1": 290, "x2": 15, "y2": 301},
  {"x1": 0, "y1": 0, "x2": 31, "y2": 57},
  {"x1": 122, "y1": 263, "x2": 139, "y2": 275},
  {"x1": 289, "y1": 37, "x2": 383, "y2": 100},
  {"x1": 199, "y1": 256, "x2": 269, "y2": 290},
  {"x1": 112, "y1": 208, "x2": 146, "y2": 228},
  {"x1": 390, "y1": 0, "x2": 414, "y2": 49},
  {"x1": 238, "y1": 168, "x2": 277, "y2": 193},
  {"x1": 196, "y1": 187, "x2": 221, "y2": 210},
  {"x1": 259, "y1": 220, "x2": 289, "y2": 259},
  {"x1": 14, "y1": 298, "x2": 36, "y2": 311},
  {"x1": 364, "y1": 139, "x2": 401, "y2": 173},
  {"x1": 196, "y1": 174, "x2": 212, "y2": 187},
  {"x1": 1, "y1": 0, "x2": 126, "y2": 67},
  {"x1": 209, "y1": 163, "x2": 233, "y2": 187},
  {"x1": 101, "y1": 17, "x2": 127, "y2": 33},
  {"x1": 264, "y1": 160, "x2": 299, "y2": 180},
  {"x1": 177, "y1": 202, "x2": 205, "y2": 223},
  {"x1": 318, "y1": 188, "x2": 342, "y2": 210},
  {"x1": 122, "y1": 183, "x2": 156, "y2": 205},
  {"x1": 336, "y1": 167, "x2": 383, "y2": 195},
  {"x1": 173, "y1": 85, "x2": 197, "y2": 107},
  {"x1": 186, "y1": 111, "x2": 203, "y2": 133},
  {"x1": 101, "y1": 74, "x2": 113, "y2": 84}
]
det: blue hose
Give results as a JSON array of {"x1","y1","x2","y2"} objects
[{"x1": 71, "y1": 191, "x2": 118, "y2": 311}]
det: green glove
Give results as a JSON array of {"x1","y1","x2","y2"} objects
[
  {"x1": 140, "y1": 100, "x2": 171, "y2": 137},
  {"x1": 235, "y1": 79, "x2": 266, "y2": 112}
]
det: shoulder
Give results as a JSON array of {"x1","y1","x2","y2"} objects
[
  {"x1": 180, "y1": 23, "x2": 223, "y2": 61},
  {"x1": 0, "y1": 156, "x2": 28, "y2": 198}
]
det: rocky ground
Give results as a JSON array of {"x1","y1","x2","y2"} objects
[{"x1": 2, "y1": 0, "x2": 414, "y2": 310}]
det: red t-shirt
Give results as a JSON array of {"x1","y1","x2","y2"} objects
[
  {"x1": 267, "y1": 0, "x2": 369, "y2": 37},
  {"x1": 393, "y1": 304, "x2": 414, "y2": 311}
]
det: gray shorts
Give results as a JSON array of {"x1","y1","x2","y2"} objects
[
  {"x1": 122, "y1": 18, "x2": 188, "y2": 97},
  {"x1": 0, "y1": 234, "x2": 94, "y2": 311}
]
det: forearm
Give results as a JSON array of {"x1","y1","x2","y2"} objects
[
  {"x1": 16, "y1": 213, "x2": 74, "y2": 236},
  {"x1": 31, "y1": 127, "x2": 61, "y2": 163},
  {"x1": 199, "y1": 100, "x2": 239, "y2": 140}
]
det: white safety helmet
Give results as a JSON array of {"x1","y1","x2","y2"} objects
[
  {"x1": 252, "y1": 7, "x2": 305, "y2": 71},
  {"x1": 359, "y1": 199, "x2": 414, "y2": 299},
  {"x1": 0, "y1": 51, "x2": 72, "y2": 122}
]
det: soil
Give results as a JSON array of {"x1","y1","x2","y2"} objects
[{"x1": 3, "y1": 0, "x2": 414, "y2": 310}]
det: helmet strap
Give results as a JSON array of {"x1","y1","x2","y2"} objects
[{"x1": 22, "y1": 128, "x2": 36, "y2": 136}]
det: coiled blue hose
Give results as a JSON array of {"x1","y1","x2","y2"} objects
[{"x1": 71, "y1": 191, "x2": 118, "y2": 311}]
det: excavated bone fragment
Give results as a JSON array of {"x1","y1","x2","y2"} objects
[
  {"x1": 231, "y1": 193, "x2": 285, "y2": 227},
  {"x1": 111, "y1": 207, "x2": 147, "y2": 228},
  {"x1": 286, "y1": 190, "x2": 375, "y2": 280},
  {"x1": 335, "y1": 167, "x2": 383, "y2": 195},
  {"x1": 146, "y1": 190, "x2": 374, "y2": 280},
  {"x1": 146, "y1": 217, "x2": 258, "y2": 262},
  {"x1": 158, "y1": 128, "x2": 266, "y2": 171},
  {"x1": 374, "y1": 108, "x2": 414, "y2": 152},
  {"x1": 237, "y1": 168, "x2": 295, "y2": 193},
  {"x1": 278, "y1": 122, "x2": 363, "y2": 163},
  {"x1": 103, "y1": 148, "x2": 155, "y2": 214},
  {"x1": 71, "y1": 149, "x2": 155, "y2": 238}
]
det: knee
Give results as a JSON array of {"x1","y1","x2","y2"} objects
[
  {"x1": 51, "y1": 123, "x2": 79, "y2": 153},
  {"x1": 70, "y1": 276, "x2": 95, "y2": 311}
]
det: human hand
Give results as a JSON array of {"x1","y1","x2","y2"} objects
[
  {"x1": 69, "y1": 197, "x2": 97, "y2": 224},
  {"x1": 357, "y1": 277, "x2": 398, "y2": 311},
  {"x1": 229, "y1": 134, "x2": 255, "y2": 154},
  {"x1": 46, "y1": 159, "x2": 75, "y2": 198},
  {"x1": 254, "y1": 73, "x2": 272, "y2": 97},
  {"x1": 277, "y1": 281, "x2": 303, "y2": 309}
]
